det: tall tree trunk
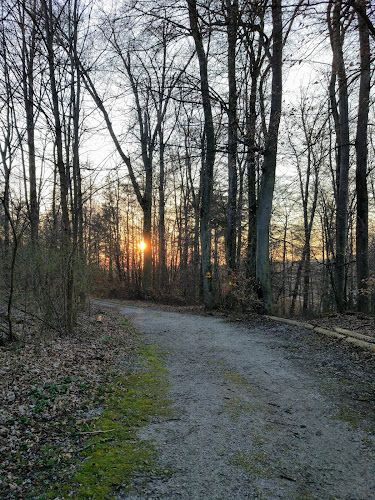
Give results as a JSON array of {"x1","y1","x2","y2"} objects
[
  {"x1": 236, "y1": 163, "x2": 244, "y2": 268},
  {"x1": 328, "y1": 0, "x2": 350, "y2": 312},
  {"x1": 72, "y1": 67, "x2": 83, "y2": 255},
  {"x1": 42, "y1": 0, "x2": 70, "y2": 238},
  {"x1": 246, "y1": 68, "x2": 259, "y2": 283},
  {"x1": 1, "y1": 198, "x2": 17, "y2": 342},
  {"x1": 256, "y1": 0, "x2": 283, "y2": 313},
  {"x1": 290, "y1": 250, "x2": 305, "y2": 315},
  {"x1": 158, "y1": 134, "x2": 167, "y2": 290},
  {"x1": 114, "y1": 179, "x2": 123, "y2": 282},
  {"x1": 187, "y1": 0, "x2": 216, "y2": 309},
  {"x1": 142, "y1": 158, "x2": 153, "y2": 296},
  {"x1": 0, "y1": 18, "x2": 13, "y2": 258},
  {"x1": 42, "y1": 0, "x2": 73, "y2": 333},
  {"x1": 225, "y1": 0, "x2": 238, "y2": 273},
  {"x1": 185, "y1": 136, "x2": 201, "y2": 276},
  {"x1": 303, "y1": 245, "x2": 311, "y2": 312},
  {"x1": 71, "y1": 0, "x2": 83, "y2": 259},
  {"x1": 355, "y1": 1, "x2": 370, "y2": 313},
  {"x1": 20, "y1": 7, "x2": 39, "y2": 245},
  {"x1": 1, "y1": 151, "x2": 10, "y2": 256}
]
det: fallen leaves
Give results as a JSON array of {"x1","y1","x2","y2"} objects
[
  {"x1": 310, "y1": 312, "x2": 375, "y2": 340},
  {"x1": 0, "y1": 304, "x2": 135, "y2": 498}
]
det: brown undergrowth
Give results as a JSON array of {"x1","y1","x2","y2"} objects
[
  {"x1": 309, "y1": 311, "x2": 375, "y2": 339},
  {"x1": 0, "y1": 304, "x2": 135, "y2": 498}
]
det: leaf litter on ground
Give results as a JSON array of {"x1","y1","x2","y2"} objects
[
  {"x1": 0, "y1": 303, "x2": 135, "y2": 498},
  {"x1": 2, "y1": 297, "x2": 374, "y2": 498}
]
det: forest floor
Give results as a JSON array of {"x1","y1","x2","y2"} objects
[
  {"x1": 0, "y1": 300, "x2": 374, "y2": 499},
  {"x1": 0, "y1": 305, "x2": 138, "y2": 498}
]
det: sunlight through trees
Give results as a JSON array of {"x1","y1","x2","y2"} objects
[{"x1": 0, "y1": 0, "x2": 374, "y2": 339}]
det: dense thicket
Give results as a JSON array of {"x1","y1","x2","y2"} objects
[{"x1": 0, "y1": 0, "x2": 374, "y2": 340}]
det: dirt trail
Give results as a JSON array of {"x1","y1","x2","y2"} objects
[{"x1": 97, "y1": 302, "x2": 375, "y2": 500}]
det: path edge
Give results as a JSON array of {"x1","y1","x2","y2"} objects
[{"x1": 264, "y1": 315, "x2": 375, "y2": 353}]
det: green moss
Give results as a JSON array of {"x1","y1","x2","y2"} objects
[
  {"x1": 224, "y1": 395, "x2": 254, "y2": 422},
  {"x1": 223, "y1": 370, "x2": 250, "y2": 386},
  {"x1": 252, "y1": 433, "x2": 267, "y2": 447},
  {"x1": 230, "y1": 451, "x2": 271, "y2": 479},
  {"x1": 362, "y1": 436, "x2": 374, "y2": 448},
  {"x1": 336, "y1": 410, "x2": 361, "y2": 428},
  {"x1": 222, "y1": 368, "x2": 259, "y2": 394},
  {"x1": 47, "y1": 343, "x2": 172, "y2": 499}
]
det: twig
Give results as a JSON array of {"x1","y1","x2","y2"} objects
[
  {"x1": 13, "y1": 305, "x2": 62, "y2": 332},
  {"x1": 279, "y1": 473, "x2": 297, "y2": 482}
]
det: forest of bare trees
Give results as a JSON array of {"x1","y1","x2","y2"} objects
[{"x1": 1, "y1": 0, "x2": 374, "y2": 341}]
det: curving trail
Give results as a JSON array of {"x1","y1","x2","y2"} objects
[{"x1": 97, "y1": 301, "x2": 375, "y2": 500}]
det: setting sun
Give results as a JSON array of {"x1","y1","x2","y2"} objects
[{"x1": 138, "y1": 240, "x2": 146, "y2": 251}]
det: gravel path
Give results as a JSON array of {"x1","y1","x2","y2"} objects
[{"x1": 98, "y1": 302, "x2": 375, "y2": 500}]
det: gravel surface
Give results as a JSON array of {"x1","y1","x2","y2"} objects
[{"x1": 97, "y1": 302, "x2": 375, "y2": 500}]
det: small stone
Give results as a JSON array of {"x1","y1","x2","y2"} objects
[
  {"x1": 18, "y1": 405, "x2": 27, "y2": 415},
  {"x1": 7, "y1": 392, "x2": 15, "y2": 402}
]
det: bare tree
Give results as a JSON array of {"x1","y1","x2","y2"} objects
[
  {"x1": 80, "y1": 9, "x2": 189, "y2": 297},
  {"x1": 240, "y1": 3, "x2": 266, "y2": 283},
  {"x1": 287, "y1": 93, "x2": 326, "y2": 315},
  {"x1": 327, "y1": 0, "x2": 350, "y2": 312},
  {"x1": 355, "y1": 0, "x2": 370, "y2": 313},
  {"x1": 256, "y1": 0, "x2": 283, "y2": 313},
  {"x1": 225, "y1": 0, "x2": 239, "y2": 274},
  {"x1": 187, "y1": 0, "x2": 216, "y2": 308},
  {"x1": 13, "y1": 0, "x2": 40, "y2": 246}
]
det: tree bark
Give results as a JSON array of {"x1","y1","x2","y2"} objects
[
  {"x1": 1, "y1": 198, "x2": 18, "y2": 342},
  {"x1": 42, "y1": 0, "x2": 70, "y2": 239},
  {"x1": 328, "y1": 0, "x2": 350, "y2": 312},
  {"x1": 20, "y1": 4, "x2": 39, "y2": 245},
  {"x1": 355, "y1": 1, "x2": 370, "y2": 313},
  {"x1": 71, "y1": 0, "x2": 83, "y2": 259},
  {"x1": 187, "y1": 0, "x2": 216, "y2": 309},
  {"x1": 246, "y1": 63, "x2": 260, "y2": 283},
  {"x1": 142, "y1": 156, "x2": 153, "y2": 297},
  {"x1": 225, "y1": 0, "x2": 238, "y2": 274},
  {"x1": 158, "y1": 133, "x2": 167, "y2": 290},
  {"x1": 256, "y1": 0, "x2": 283, "y2": 314},
  {"x1": 41, "y1": 0, "x2": 74, "y2": 333}
]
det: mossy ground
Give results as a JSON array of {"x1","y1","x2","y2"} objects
[
  {"x1": 230, "y1": 451, "x2": 270, "y2": 478},
  {"x1": 45, "y1": 342, "x2": 172, "y2": 499}
]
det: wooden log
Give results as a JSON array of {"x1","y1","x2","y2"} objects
[
  {"x1": 344, "y1": 337, "x2": 375, "y2": 352},
  {"x1": 334, "y1": 327, "x2": 375, "y2": 344},
  {"x1": 265, "y1": 315, "x2": 314, "y2": 330},
  {"x1": 313, "y1": 327, "x2": 345, "y2": 340}
]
